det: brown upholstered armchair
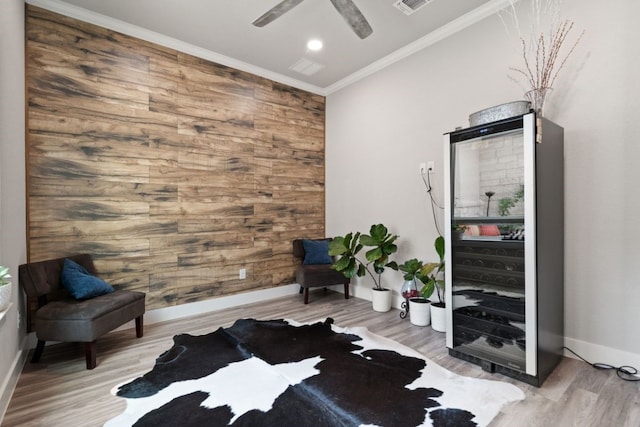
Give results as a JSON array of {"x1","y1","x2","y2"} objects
[
  {"x1": 293, "y1": 239, "x2": 350, "y2": 304},
  {"x1": 19, "y1": 254, "x2": 145, "y2": 369}
]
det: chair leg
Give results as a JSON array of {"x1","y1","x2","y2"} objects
[
  {"x1": 85, "y1": 341, "x2": 97, "y2": 370},
  {"x1": 135, "y1": 315, "x2": 144, "y2": 338},
  {"x1": 299, "y1": 286, "x2": 304, "y2": 294},
  {"x1": 31, "y1": 340, "x2": 46, "y2": 363},
  {"x1": 344, "y1": 283, "x2": 350, "y2": 299},
  {"x1": 304, "y1": 287, "x2": 309, "y2": 304}
]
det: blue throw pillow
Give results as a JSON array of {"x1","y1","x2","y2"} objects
[
  {"x1": 61, "y1": 258, "x2": 114, "y2": 300},
  {"x1": 302, "y1": 239, "x2": 333, "y2": 265}
]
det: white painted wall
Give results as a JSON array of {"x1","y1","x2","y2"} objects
[
  {"x1": 327, "y1": 0, "x2": 640, "y2": 368},
  {"x1": 0, "y1": 0, "x2": 28, "y2": 419}
]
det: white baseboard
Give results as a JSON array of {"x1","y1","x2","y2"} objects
[
  {"x1": 0, "y1": 336, "x2": 29, "y2": 422},
  {"x1": 143, "y1": 283, "x2": 302, "y2": 325},
  {"x1": 563, "y1": 337, "x2": 640, "y2": 377},
  {"x1": 334, "y1": 283, "x2": 406, "y2": 310}
]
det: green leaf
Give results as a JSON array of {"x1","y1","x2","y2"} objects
[
  {"x1": 385, "y1": 261, "x2": 398, "y2": 271},
  {"x1": 420, "y1": 281, "x2": 435, "y2": 299},
  {"x1": 337, "y1": 258, "x2": 358, "y2": 279},
  {"x1": 328, "y1": 237, "x2": 347, "y2": 256},
  {"x1": 365, "y1": 247, "x2": 383, "y2": 263},
  {"x1": 354, "y1": 243, "x2": 363, "y2": 254},
  {"x1": 359, "y1": 234, "x2": 375, "y2": 246},
  {"x1": 420, "y1": 262, "x2": 439, "y2": 276},
  {"x1": 434, "y1": 236, "x2": 445, "y2": 261},
  {"x1": 333, "y1": 255, "x2": 352, "y2": 272},
  {"x1": 349, "y1": 232, "x2": 362, "y2": 252},
  {"x1": 399, "y1": 258, "x2": 422, "y2": 275},
  {"x1": 373, "y1": 254, "x2": 388, "y2": 269},
  {"x1": 369, "y1": 223, "x2": 388, "y2": 241},
  {"x1": 382, "y1": 242, "x2": 398, "y2": 255}
]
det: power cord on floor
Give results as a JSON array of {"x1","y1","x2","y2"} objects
[{"x1": 563, "y1": 346, "x2": 640, "y2": 382}]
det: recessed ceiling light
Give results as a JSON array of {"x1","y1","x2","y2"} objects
[{"x1": 307, "y1": 39, "x2": 323, "y2": 51}]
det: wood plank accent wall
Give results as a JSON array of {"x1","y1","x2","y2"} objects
[{"x1": 25, "y1": 6, "x2": 326, "y2": 310}]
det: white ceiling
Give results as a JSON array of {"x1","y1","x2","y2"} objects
[{"x1": 27, "y1": 0, "x2": 516, "y2": 95}]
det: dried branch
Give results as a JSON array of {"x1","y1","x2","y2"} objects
[{"x1": 502, "y1": 0, "x2": 583, "y2": 114}]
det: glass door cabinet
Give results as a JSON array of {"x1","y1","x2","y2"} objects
[{"x1": 443, "y1": 112, "x2": 564, "y2": 386}]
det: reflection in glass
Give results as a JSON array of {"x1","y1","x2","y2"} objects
[{"x1": 452, "y1": 129, "x2": 525, "y2": 220}]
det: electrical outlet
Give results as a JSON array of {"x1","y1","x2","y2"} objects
[
  {"x1": 239, "y1": 268, "x2": 246, "y2": 280},
  {"x1": 419, "y1": 162, "x2": 426, "y2": 175},
  {"x1": 427, "y1": 161, "x2": 435, "y2": 173}
]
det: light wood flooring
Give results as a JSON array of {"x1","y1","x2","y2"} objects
[{"x1": 3, "y1": 291, "x2": 639, "y2": 426}]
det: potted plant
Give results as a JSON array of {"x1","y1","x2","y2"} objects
[
  {"x1": 0, "y1": 265, "x2": 12, "y2": 312},
  {"x1": 498, "y1": 185, "x2": 525, "y2": 216},
  {"x1": 452, "y1": 224, "x2": 466, "y2": 240},
  {"x1": 419, "y1": 236, "x2": 446, "y2": 332},
  {"x1": 329, "y1": 223, "x2": 399, "y2": 312},
  {"x1": 398, "y1": 258, "x2": 431, "y2": 326}
]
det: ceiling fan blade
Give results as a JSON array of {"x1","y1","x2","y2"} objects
[
  {"x1": 328, "y1": 0, "x2": 373, "y2": 39},
  {"x1": 252, "y1": 0, "x2": 305, "y2": 27}
]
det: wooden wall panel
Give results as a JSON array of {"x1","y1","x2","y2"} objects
[{"x1": 26, "y1": 6, "x2": 326, "y2": 310}]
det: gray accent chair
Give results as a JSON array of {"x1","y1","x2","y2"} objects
[
  {"x1": 19, "y1": 254, "x2": 145, "y2": 369},
  {"x1": 292, "y1": 239, "x2": 350, "y2": 304}
]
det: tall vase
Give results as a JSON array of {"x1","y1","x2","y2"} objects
[
  {"x1": 400, "y1": 279, "x2": 420, "y2": 319},
  {"x1": 525, "y1": 87, "x2": 552, "y2": 116}
]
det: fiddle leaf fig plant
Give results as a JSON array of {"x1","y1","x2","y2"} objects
[
  {"x1": 330, "y1": 232, "x2": 365, "y2": 279},
  {"x1": 398, "y1": 258, "x2": 431, "y2": 299},
  {"x1": 398, "y1": 258, "x2": 426, "y2": 282},
  {"x1": 0, "y1": 266, "x2": 11, "y2": 286},
  {"x1": 329, "y1": 223, "x2": 399, "y2": 290}
]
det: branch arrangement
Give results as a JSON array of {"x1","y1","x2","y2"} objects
[{"x1": 503, "y1": 0, "x2": 584, "y2": 114}]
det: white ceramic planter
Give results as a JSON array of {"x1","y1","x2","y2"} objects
[
  {"x1": 371, "y1": 288, "x2": 392, "y2": 312},
  {"x1": 409, "y1": 297, "x2": 431, "y2": 326},
  {"x1": 430, "y1": 302, "x2": 446, "y2": 332},
  {"x1": 0, "y1": 282, "x2": 12, "y2": 312}
]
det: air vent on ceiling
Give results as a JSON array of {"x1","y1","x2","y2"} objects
[
  {"x1": 289, "y1": 58, "x2": 325, "y2": 76},
  {"x1": 393, "y1": 0, "x2": 432, "y2": 16}
]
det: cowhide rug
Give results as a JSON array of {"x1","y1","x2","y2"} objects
[{"x1": 105, "y1": 318, "x2": 524, "y2": 427}]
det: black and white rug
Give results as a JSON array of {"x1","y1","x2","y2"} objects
[{"x1": 106, "y1": 318, "x2": 524, "y2": 426}]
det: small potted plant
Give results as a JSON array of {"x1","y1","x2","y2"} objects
[
  {"x1": 0, "y1": 265, "x2": 12, "y2": 312},
  {"x1": 418, "y1": 236, "x2": 446, "y2": 332},
  {"x1": 329, "y1": 224, "x2": 399, "y2": 312},
  {"x1": 452, "y1": 224, "x2": 466, "y2": 240},
  {"x1": 398, "y1": 258, "x2": 431, "y2": 326}
]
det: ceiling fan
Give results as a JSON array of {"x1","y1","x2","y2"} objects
[{"x1": 252, "y1": 0, "x2": 373, "y2": 40}]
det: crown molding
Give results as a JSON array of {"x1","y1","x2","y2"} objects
[
  {"x1": 25, "y1": 0, "x2": 520, "y2": 97},
  {"x1": 324, "y1": 0, "x2": 521, "y2": 95},
  {"x1": 25, "y1": 0, "x2": 326, "y2": 96}
]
